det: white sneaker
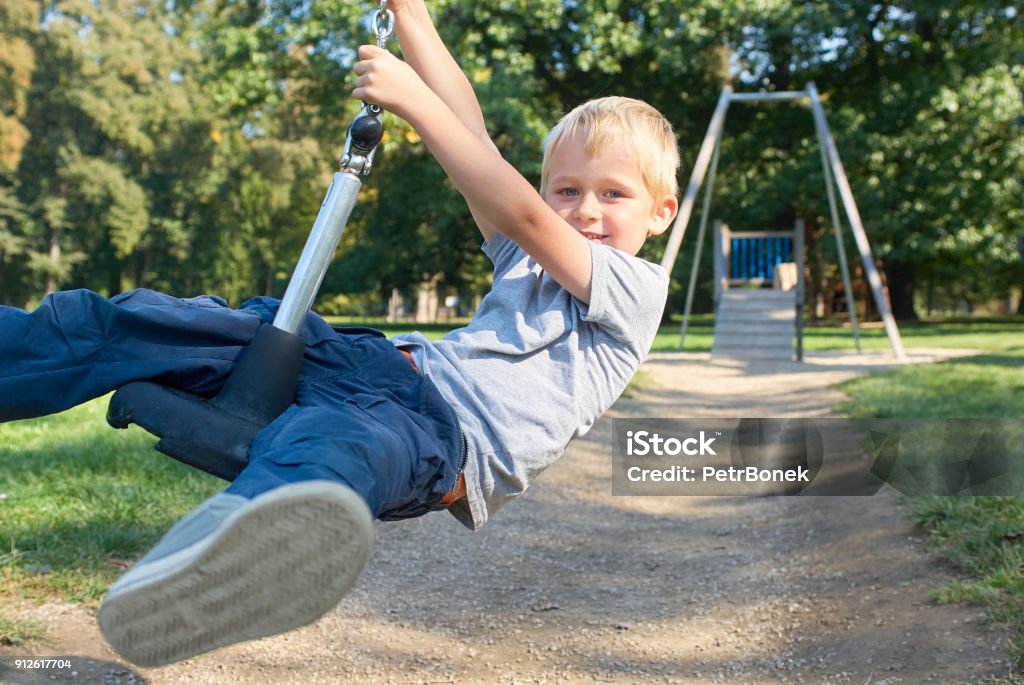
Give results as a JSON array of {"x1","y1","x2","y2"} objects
[{"x1": 98, "y1": 480, "x2": 374, "y2": 667}]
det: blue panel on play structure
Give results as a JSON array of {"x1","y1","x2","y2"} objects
[{"x1": 731, "y1": 236, "x2": 793, "y2": 282}]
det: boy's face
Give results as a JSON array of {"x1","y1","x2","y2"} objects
[{"x1": 543, "y1": 131, "x2": 677, "y2": 256}]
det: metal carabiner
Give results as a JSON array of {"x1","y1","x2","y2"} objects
[
  {"x1": 339, "y1": 1, "x2": 393, "y2": 176},
  {"x1": 373, "y1": 1, "x2": 394, "y2": 48},
  {"x1": 340, "y1": 105, "x2": 385, "y2": 176}
]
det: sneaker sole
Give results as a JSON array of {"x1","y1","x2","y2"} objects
[{"x1": 98, "y1": 481, "x2": 374, "y2": 667}]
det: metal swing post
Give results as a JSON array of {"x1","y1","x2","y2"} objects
[
  {"x1": 106, "y1": 1, "x2": 396, "y2": 481},
  {"x1": 660, "y1": 87, "x2": 732, "y2": 279},
  {"x1": 660, "y1": 86, "x2": 732, "y2": 350},
  {"x1": 678, "y1": 106, "x2": 727, "y2": 349},
  {"x1": 806, "y1": 82, "x2": 907, "y2": 362}
]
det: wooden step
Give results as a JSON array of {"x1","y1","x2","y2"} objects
[
  {"x1": 712, "y1": 289, "x2": 798, "y2": 362},
  {"x1": 716, "y1": 309, "x2": 795, "y2": 320},
  {"x1": 719, "y1": 290, "x2": 795, "y2": 303},
  {"x1": 711, "y1": 343, "x2": 795, "y2": 361},
  {"x1": 713, "y1": 332, "x2": 794, "y2": 347}
]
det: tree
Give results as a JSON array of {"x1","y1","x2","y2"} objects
[
  {"x1": 5, "y1": 0, "x2": 1019, "y2": 319},
  {"x1": 837, "y1": 2, "x2": 1023, "y2": 319},
  {"x1": 691, "y1": 1, "x2": 1023, "y2": 320},
  {"x1": 11, "y1": 0, "x2": 235, "y2": 301},
  {"x1": 0, "y1": 0, "x2": 39, "y2": 303}
]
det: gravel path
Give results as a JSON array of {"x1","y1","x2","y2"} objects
[{"x1": 2, "y1": 349, "x2": 1016, "y2": 685}]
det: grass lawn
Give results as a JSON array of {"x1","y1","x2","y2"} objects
[
  {"x1": 652, "y1": 315, "x2": 1024, "y2": 354},
  {"x1": 343, "y1": 313, "x2": 1024, "y2": 355},
  {"x1": 837, "y1": 343, "x2": 1024, "y2": 670},
  {"x1": 0, "y1": 400, "x2": 222, "y2": 641}
]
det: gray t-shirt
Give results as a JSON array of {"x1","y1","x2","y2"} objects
[{"x1": 392, "y1": 232, "x2": 668, "y2": 530}]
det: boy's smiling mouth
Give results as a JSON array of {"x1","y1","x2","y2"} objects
[{"x1": 579, "y1": 231, "x2": 608, "y2": 243}]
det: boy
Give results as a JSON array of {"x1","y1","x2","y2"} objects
[{"x1": 0, "y1": 0, "x2": 679, "y2": 667}]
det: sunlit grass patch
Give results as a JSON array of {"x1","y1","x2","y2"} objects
[
  {"x1": 0, "y1": 396, "x2": 222, "y2": 606},
  {"x1": 0, "y1": 614, "x2": 45, "y2": 646},
  {"x1": 838, "y1": 350, "x2": 1024, "y2": 418}
]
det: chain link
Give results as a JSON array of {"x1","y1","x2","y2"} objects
[{"x1": 373, "y1": 0, "x2": 394, "y2": 48}]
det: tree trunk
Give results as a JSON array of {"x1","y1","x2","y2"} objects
[
  {"x1": 46, "y1": 226, "x2": 61, "y2": 295},
  {"x1": 139, "y1": 250, "x2": 152, "y2": 290},
  {"x1": 111, "y1": 266, "x2": 126, "y2": 298},
  {"x1": 882, "y1": 260, "x2": 918, "y2": 321},
  {"x1": 387, "y1": 288, "x2": 405, "y2": 322},
  {"x1": 415, "y1": 274, "x2": 441, "y2": 324}
]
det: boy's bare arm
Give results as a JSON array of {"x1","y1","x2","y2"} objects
[
  {"x1": 353, "y1": 47, "x2": 594, "y2": 304},
  {"x1": 387, "y1": 0, "x2": 504, "y2": 243},
  {"x1": 389, "y1": 1, "x2": 489, "y2": 145}
]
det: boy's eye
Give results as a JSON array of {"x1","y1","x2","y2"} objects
[
  {"x1": 605, "y1": 189, "x2": 624, "y2": 199},
  {"x1": 558, "y1": 188, "x2": 579, "y2": 197}
]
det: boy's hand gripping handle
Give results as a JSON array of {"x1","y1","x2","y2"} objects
[{"x1": 338, "y1": 2, "x2": 393, "y2": 176}]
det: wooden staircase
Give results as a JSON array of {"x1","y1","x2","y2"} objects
[{"x1": 711, "y1": 289, "x2": 797, "y2": 361}]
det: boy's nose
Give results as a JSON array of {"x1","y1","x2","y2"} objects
[{"x1": 573, "y1": 194, "x2": 600, "y2": 222}]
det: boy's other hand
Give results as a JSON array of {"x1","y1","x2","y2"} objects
[{"x1": 352, "y1": 45, "x2": 428, "y2": 119}]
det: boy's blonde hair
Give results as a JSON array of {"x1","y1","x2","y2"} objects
[{"x1": 540, "y1": 96, "x2": 680, "y2": 203}]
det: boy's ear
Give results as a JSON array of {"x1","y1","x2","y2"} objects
[{"x1": 647, "y1": 196, "x2": 679, "y2": 237}]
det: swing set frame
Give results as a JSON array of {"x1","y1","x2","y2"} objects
[{"x1": 659, "y1": 83, "x2": 907, "y2": 362}]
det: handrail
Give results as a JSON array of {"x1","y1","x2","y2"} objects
[
  {"x1": 728, "y1": 230, "x2": 797, "y2": 240},
  {"x1": 795, "y1": 219, "x2": 805, "y2": 361}
]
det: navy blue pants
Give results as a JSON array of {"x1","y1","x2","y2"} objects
[{"x1": 0, "y1": 289, "x2": 462, "y2": 520}]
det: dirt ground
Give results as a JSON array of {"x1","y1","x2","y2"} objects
[{"x1": 1, "y1": 349, "x2": 1018, "y2": 685}]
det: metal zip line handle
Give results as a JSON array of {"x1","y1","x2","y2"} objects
[
  {"x1": 273, "y1": 108, "x2": 385, "y2": 334},
  {"x1": 272, "y1": 1, "x2": 393, "y2": 334}
]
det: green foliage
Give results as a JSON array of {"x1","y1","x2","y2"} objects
[
  {"x1": 0, "y1": 0, "x2": 38, "y2": 171},
  {"x1": 0, "y1": 0, "x2": 1018, "y2": 316}
]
